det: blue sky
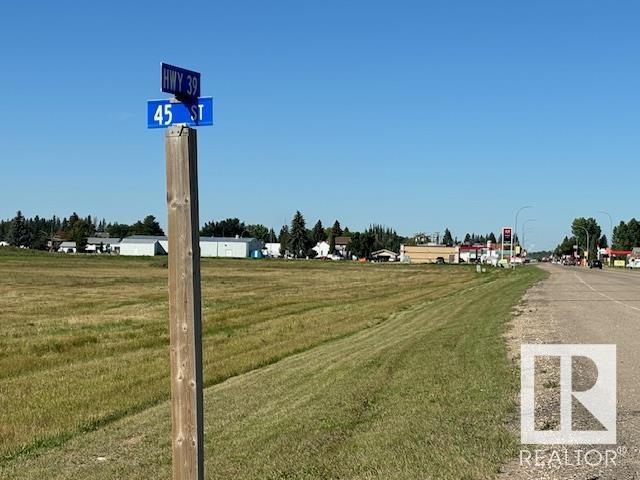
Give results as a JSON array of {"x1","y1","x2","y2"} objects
[{"x1": 1, "y1": 1, "x2": 639, "y2": 250}]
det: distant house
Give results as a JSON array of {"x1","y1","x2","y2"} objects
[
  {"x1": 58, "y1": 241, "x2": 77, "y2": 254},
  {"x1": 0, "y1": 241, "x2": 9, "y2": 247},
  {"x1": 334, "y1": 236, "x2": 352, "y2": 258},
  {"x1": 312, "y1": 241, "x2": 330, "y2": 258},
  {"x1": 200, "y1": 237, "x2": 263, "y2": 258},
  {"x1": 47, "y1": 236, "x2": 65, "y2": 251},
  {"x1": 119, "y1": 237, "x2": 167, "y2": 256},
  {"x1": 371, "y1": 249, "x2": 399, "y2": 262}
]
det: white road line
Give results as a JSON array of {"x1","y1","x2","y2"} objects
[{"x1": 574, "y1": 273, "x2": 640, "y2": 313}]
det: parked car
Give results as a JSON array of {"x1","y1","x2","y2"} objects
[
  {"x1": 588, "y1": 260, "x2": 602, "y2": 269},
  {"x1": 627, "y1": 259, "x2": 640, "y2": 269}
]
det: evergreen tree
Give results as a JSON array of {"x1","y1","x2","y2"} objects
[
  {"x1": 360, "y1": 230, "x2": 375, "y2": 258},
  {"x1": 8, "y1": 211, "x2": 30, "y2": 247},
  {"x1": 200, "y1": 221, "x2": 217, "y2": 237},
  {"x1": 69, "y1": 218, "x2": 93, "y2": 252},
  {"x1": 598, "y1": 235, "x2": 608, "y2": 249},
  {"x1": 331, "y1": 220, "x2": 343, "y2": 237},
  {"x1": 613, "y1": 219, "x2": 640, "y2": 249},
  {"x1": 278, "y1": 225, "x2": 290, "y2": 256},
  {"x1": 488, "y1": 232, "x2": 497, "y2": 243},
  {"x1": 311, "y1": 220, "x2": 326, "y2": 244},
  {"x1": 131, "y1": 215, "x2": 164, "y2": 236},
  {"x1": 442, "y1": 228, "x2": 453, "y2": 247},
  {"x1": 288, "y1": 211, "x2": 308, "y2": 258},
  {"x1": 329, "y1": 220, "x2": 342, "y2": 253},
  {"x1": 554, "y1": 236, "x2": 577, "y2": 257},
  {"x1": 349, "y1": 232, "x2": 362, "y2": 257}
]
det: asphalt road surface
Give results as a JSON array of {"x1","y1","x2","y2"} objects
[{"x1": 502, "y1": 263, "x2": 640, "y2": 479}]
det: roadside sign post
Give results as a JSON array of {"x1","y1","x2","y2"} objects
[
  {"x1": 502, "y1": 227, "x2": 512, "y2": 261},
  {"x1": 149, "y1": 62, "x2": 212, "y2": 480},
  {"x1": 166, "y1": 125, "x2": 204, "y2": 480}
]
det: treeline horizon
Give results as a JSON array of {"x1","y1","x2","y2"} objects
[
  {"x1": 553, "y1": 217, "x2": 640, "y2": 257},
  {"x1": 0, "y1": 210, "x2": 499, "y2": 256}
]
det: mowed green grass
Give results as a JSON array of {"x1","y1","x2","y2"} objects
[{"x1": 0, "y1": 250, "x2": 546, "y2": 479}]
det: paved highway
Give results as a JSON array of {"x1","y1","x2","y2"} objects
[{"x1": 502, "y1": 264, "x2": 640, "y2": 479}]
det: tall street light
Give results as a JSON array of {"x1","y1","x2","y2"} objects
[
  {"x1": 513, "y1": 205, "x2": 533, "y2": 262},
  {"x1": 522, "y1": 219, "x2": 537, "y2": 252},
  {"x1": 598, "y1": 210, "x2": 613, "y2": 262},
  {"x1": 579, "y1": 226, "x2": 590, "y2": 263}
]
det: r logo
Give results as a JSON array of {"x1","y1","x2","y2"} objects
[{"x1": 520, "y1": 344, "x2": 616, "y2": 445}]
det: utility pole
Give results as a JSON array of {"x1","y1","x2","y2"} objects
[{"x1": 166, "y1": 125, "x2": 204, "y2": 480}]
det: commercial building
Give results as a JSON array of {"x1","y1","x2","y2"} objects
[
  {"x1": 400, "y1": 244, "x2": 459, "y2": 264},
  {"x1": 119, "y1": 237, "x2": 166, "y2": 256},
  {"x1": 118, "y1": 235, "x2": 263, "y2": 258},
  {"x1": 199, "y1": 237, "x2": 263, "y2": 258}
]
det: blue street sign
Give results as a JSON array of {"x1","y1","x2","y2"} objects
[
  {"x1": 161, "y1": 62, "x2": 201, "y2": 99},
  {"x1": 147, "y1": 97, "x2": 213, "y2": 129}
]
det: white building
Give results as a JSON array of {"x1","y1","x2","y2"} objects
[
  {"x1": 371, "y1": 249, "x2": 398, "y2": 262},
  {"x1": 119, "y1": 237, "x2": 167, "y2": 256},
  {"x1": 58, "y1": 241, "x2": 77, "y2": 253},
  {"x1": 118, "y1": 235, "x2": 262, "y2": 258},
  {"x1": 85, "y1": 237, "x2": 120, "y2": 253},
  {"x1": 199, "y1": 237, "x2": 263, "y2": 258},
  {"x1": 312, "y1": 241, "x2": 330, "y2": 258},
  {"x1": 0, "y1": 241, "x2": 9, "y2": 247},
  {"x1": 263, "y1": 242, "x2": 281, "y2": 258}
]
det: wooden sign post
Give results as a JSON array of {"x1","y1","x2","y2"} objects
[
  {"x1": 165, "y1": 125, "x2": 204, "y2": 480},
  {"x1": 149, "y1": 62, "x2": 212, "y2": 480}
]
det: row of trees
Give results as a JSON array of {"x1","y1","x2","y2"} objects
[
  {"x1": 0, "y1": 211, "x2": 164, "y2": 251},
  {"x1": 3, "y1": 209, "x2": 512, "y2": 258},
  {"x1": 554, "y1": 217, "x2": 607, "y2": 258},
  {"x1": 276, "y1": 212, "x2": 405, "y2": 259},
  {"x1": 555, "y1": 217, "x2": 640, "y2": 255},
  {"x1": 200, "y1": 218, "x2": 277, "y2": 243},
  {"x1": 612, "y1": 219, "x2": 640, "y2": 250},
  {"x1": 277, "y1": 213, "x2": 347, "y2": 257}
]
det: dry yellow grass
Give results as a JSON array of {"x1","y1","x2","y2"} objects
[
  {"x1": 0, "y1": 253, "x2": 476, "y2": 462},
  {"x1": 0, "y1": 251, "x2": 546, "y2": 479}
]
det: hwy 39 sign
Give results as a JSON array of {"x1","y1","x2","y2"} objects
[
  {"x1": 148, "y1": 62, "x2": 213, "y2": 129},
  {"x1": 161, "y1": 63, "x2": 200, "y2": 99}
]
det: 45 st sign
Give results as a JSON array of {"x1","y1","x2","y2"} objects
[
  {"x1": 147, "y1": 97, "x2": 213, "y2": 129},
  {"x1": 148, "y1": 62, "x2": 214, "y2": 129}
]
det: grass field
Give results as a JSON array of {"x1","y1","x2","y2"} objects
[{"x1": 0, "y1": 250, "x2": 546, "y2": 479}]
